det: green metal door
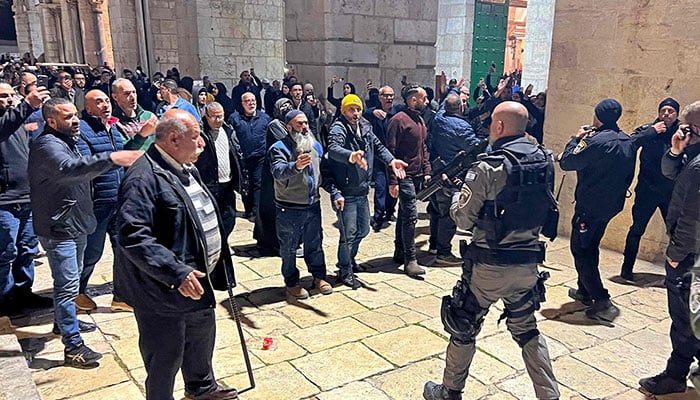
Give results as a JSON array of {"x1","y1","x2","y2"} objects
[{"x1": 470, "y1": 0, "x2": 509, "y2": 105}]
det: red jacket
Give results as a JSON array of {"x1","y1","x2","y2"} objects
[{"x1": 386, "y1": 106, "x2": 431, "y2": 185}]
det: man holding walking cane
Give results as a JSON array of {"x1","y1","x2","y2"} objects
[{"x1": 324, "y1": 95, "x2": 407, "y2": 288}]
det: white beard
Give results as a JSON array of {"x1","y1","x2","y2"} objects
[{"x1": 293, "y1": 130, "x2": 315, "y2": 153}]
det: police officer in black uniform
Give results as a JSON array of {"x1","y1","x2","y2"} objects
[
  {"x1": 620, "y1": 98, "x2": 680, "y2": 281},
  {"x1": 639, "y1": 101, "x2": 700, "y2": 396},
  {"x1": 558, "y1": 99, "x2": 636, "y2": 322},
  {"x1": 423, "y1": 101, "x2": 559, "y2": 400}
]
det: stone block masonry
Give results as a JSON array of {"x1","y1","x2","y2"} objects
[{"x1": 286, "y1": 0, "x2": 439, "y2": 104}]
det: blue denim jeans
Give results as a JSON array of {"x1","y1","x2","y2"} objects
[
  {"x1": 40, "y1": 235, "x2": 87, "y2": 348},
  {"x1": 335, "y1": 196, "x2": 370, "y2": 276},
  {"x1": 0, "y1": 203, "x2": 38, "y2": 303},
  {"x1": 276, "y1": 202, "x2": 327, "y2": 287},
  {"x1": 81, "y1": 203, "x2": 116, "y2": 294}
]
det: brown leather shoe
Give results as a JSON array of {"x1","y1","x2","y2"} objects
[
  {"x1": 110, "y1": 300, "x2": 134, "y2": 313},
  {"x1": 314, "y1": 278, "x2": 333, "y2": 295},
  {"x1": 286, "y1": 285, "x2": 309, "y2": 300},
  {"x1": 185, "y1": 384, "x2": 238, "y2": 400},
  {"x1": 74, "y1": 294, "x2": 97, "y2": 311}
]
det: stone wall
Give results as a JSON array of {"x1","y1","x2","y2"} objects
[
  {"x1": 545, "y1": 0, "x2": 700, "y2": 262},
  {"x1": 108, "y1": 0, "x2": 141, "y2": 70},
  {"x1": 435, "y1": 0, "x2": 474, "y2": 86},
  {"x1": 520, "y1": 0, "x2": 554, "y2": 93},
  {"x1": 195, "y1": 0, "x2": 285, "y2": 91},
  {"x1": 286, "y1": 0, "x2": 438, "y2": 104}
]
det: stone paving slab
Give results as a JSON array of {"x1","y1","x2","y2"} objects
[{"x1": 6, "y1": 194, "x2": 694, "y2": 399}]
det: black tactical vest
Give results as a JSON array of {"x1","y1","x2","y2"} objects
[{"x1": 476, "y1": 140, "x2": 556, "y2": 250}]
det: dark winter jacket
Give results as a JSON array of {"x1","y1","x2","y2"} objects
[
  {"x1": 114, "y1": 146, "x2": 236, "y2": 313},
  {"x1": 631, "y1": 119, "x2": 679, "y2": 195},
  {"x1": 77, "y1": 111, "x2": 124, "y2": 205},
  {"x1": 268, "y1": 134, "x2": 324, "y2": 207},
  {"x1": 0, "y1": 101, "x2": 39, "y2": 205},
  {"x1": 195, "y1": 121, "x2": 246, "y2": 194},
  {"x1": 228, "y1": 110, "x2": 271, "y2": 159},
  {"x1": 29, "y1": 126, "x2": 115, "y2": 239},
  {"x1": 661, "y1": 143, "x2": 700, "y2": 262},
  {"x1": 428, "y1": 101, "x2": 481, "y2": 164},
  {"x1": 325, "y1": 116, "x2": 393, "y2": 199},
  {"x1": 231, "y1": 80, "x2": 262, "y2": 115},
  {"x1": 559, "y1": 128, "x2": 636, "y2": 220}
]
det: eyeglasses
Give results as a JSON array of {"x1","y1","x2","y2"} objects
[
  {"x1": 380, "y1": 93, "x2": 394, "y2": 98},
  {"x1": 207, "y1": 114, "x2": 224, "y2": 120},
  {"x1": 243, "y1": 99, "x2": 256, "y2": 103}
]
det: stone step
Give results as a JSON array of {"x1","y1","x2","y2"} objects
[{"x1": 0, "y1": 317, "x2": 41, "y2": 400}]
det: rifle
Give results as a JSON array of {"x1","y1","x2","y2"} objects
[{"x1": 417, "y1": 140, "x2": 488, "y2": 202}]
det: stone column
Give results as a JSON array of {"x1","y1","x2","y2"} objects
[
  {"x1": 12, "y1": 0, "x2": 31, "y2": 57},
  {"x1": 26, "y1": 1, "x2": 45, "y2": 58},
  {"x1": 520, "y1": 0, "x2": 555, "y2": 93},
  {"x1": 65, "y1": 0, "x2": 85, "y2": 63},
  {"x1": 88, "y1": 0, "x2": 108, "y2": 65},
  {"x1": 436, "y1": 0, "x2": 476, "y2": 84},
  {"x1": 39, "y1": 4, "x2": 62, "y2": 62}
]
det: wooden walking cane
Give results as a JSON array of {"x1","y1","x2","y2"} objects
[{"x1": 223, "y1": 267, "x2": 255, "y2": 395}]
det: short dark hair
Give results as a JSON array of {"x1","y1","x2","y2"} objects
[
  {"x1": 290, "y1": 82, "x2": 303, "y2": 91},
  {"x1": 402, "y1": 84, "x2": 423, "y2": 102},
  {"x1": 42, "y1": 97, "x2": 73, "y2": 120}
]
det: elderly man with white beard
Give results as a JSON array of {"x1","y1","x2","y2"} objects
[{"x1": 268, "y1": 109, "x2": 331, "y2": 300}]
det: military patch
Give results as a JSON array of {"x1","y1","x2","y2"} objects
[
  {"x1": 457, "y1": 186, "x2": 472, "y2": 208},
  {"x1": 465, "y1": 170, "x2": 478, "y2": 182},
  {"x1": 691, "y1": 280, "x2": 700, "y2": 314},
  {"x1": 572, "y1": 139, "x2": 587, "y2": 155}
]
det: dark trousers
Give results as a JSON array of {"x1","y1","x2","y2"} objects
[
  {"x1": 664, "y1": 255, "x2": 700, "y2": 380},
  {"x1": 81, "y1": 203, "x2": 116, "y2": 294},
  {"x1": 622, "y1": 184, "x2": 670, "y2": 271},
  {"x1": 372, "y1": 167, "x2": 396, "y2": 222},
  {"x1": 207, "y1": 182, "x2": 236, "y2": 239},
  {"x1": 243, "y1": 156, "x2": 264, "y2": 215},
  {"x1": 0, "y1": 203, "x2": 37, "y2": 304},
  {"x1": 276, "y1": 202, "x2": 327, "y2": 287},
  {"x1": 395, "y1": 177, "x2": 421, "y2": 262},
  {"x1": 570, "y1": 213, "x2": 611, "y2": 301},
  {"x1": 428, "y1": 187, "x2": 458, "y2": 256},
  {"x1": 134, "y1": 308, "x2": 218, "y2": 400}
]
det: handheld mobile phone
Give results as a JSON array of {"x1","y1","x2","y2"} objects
[
  {"x1": 37, "y1": 74, "x2": 49, "y2": 88},
  {"x1": 681, "y1": 126, "x2": 692, "y2": 138}
]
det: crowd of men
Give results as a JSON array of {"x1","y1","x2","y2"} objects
[{"x1": 0, "y1": 59, "x2": 698, "y2": 400}]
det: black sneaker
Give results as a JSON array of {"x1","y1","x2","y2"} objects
[
  {"x1": 567, "y1": 288, "x2": 593, "y2": 306},
  {"x1": 639, "y1": 371, "x2": 686, "y2": 395},
  {"x1": 585, "y1": 299, "x2": 620, "y2": 322},
  {"x1": 423, "y1": 381, "x2": 462, "y2": 400},
  {"x1": 339, "y1": 272, "x2": 361, "y2": 290},
  {"x1": 370, "y1": 218, "x2": 382, "y2": 232},
  {"x1": 434, "y1": 254, "x2": 462, "y2": 266},
  {"x1": 53, "y1": 320, "x2": 97, "y2": 335},
  {"x1": 64, "y1": 342, "x2": 102, "y2": 367}
]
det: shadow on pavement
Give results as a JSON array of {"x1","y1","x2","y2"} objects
[{"x1": 609, "y1": 272, "x2": 665, "y2": 288}]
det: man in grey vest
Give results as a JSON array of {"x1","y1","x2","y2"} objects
[{"x1": 423, "y1": 102, "x2": 559, "y2": 400}]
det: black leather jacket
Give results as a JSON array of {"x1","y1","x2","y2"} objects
[{"x1": 195, "y1": 120, "x2": 247, "y2": 195}]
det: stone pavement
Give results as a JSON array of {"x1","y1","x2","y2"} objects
[{"x1": 5, "y1": 193, "x2": 700, "y2": 400}]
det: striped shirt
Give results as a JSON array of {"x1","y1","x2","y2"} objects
[{"x1": 155, "y1": 145, "x2": 222, "y2": 272}]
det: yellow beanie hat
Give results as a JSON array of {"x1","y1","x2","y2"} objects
[{"x1": 340, "y1": 94, "x2": 363, "y2": 114}]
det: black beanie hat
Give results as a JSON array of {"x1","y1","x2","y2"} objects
[
  {"x1": 594, "y1": 98, "x2": 623, "y2": 126},
  {"x1": 658, "y1": 97, "x2": 680, "y2": 114}
]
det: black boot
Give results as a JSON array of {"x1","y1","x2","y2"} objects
[
  {"x1": 639, "y1": 371, "x2": 686, "y2": 395},
  {"x1": 585, "y1": 299, "x2": 620, "y2": 322},
  {"x1": 423, "y1": 381, "x2": 462, "y2": 400},
  {"x1": 620, "y1": 257, "x2": 635, "y2": 282}
]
